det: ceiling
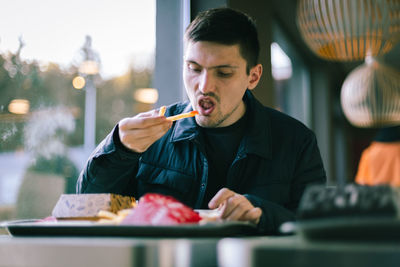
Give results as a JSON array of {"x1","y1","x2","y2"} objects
[{"x1": 271, "y1": 0, "x2": 400, "y2": 75}]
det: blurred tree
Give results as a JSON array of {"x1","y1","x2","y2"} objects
[
  {"x1": 0, "y1": 47, "x2": 85, "y2": 151},
  {"x1": 0, "y1": 41, "x2": 154, "y2": 152},
  {"x1": 96, "y1": 65, "x2": 153, "y2": 142}
]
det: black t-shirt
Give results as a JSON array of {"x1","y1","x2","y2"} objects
[{"x1": 200, "y1": 111, "x2": 248, "y2": 208}]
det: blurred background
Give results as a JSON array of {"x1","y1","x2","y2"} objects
[
  {"x1": 0, "y1": 0, "x2": 399, "y2": 220},
  {"x1": 0, "y1": 0, "x2": 156, "y2": 219}
]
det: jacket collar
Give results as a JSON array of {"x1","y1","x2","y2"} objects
[
  {"x1": 170, "y1": 90, "x2": 272, "y2": 159},
  {"x1": 240, "y1": 90, "x2": 272, "y2": 159},
  {"x1": 170, "y1": 104, "x2": 199, "y2": 142}
]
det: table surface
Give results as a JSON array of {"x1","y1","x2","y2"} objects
[
  {"x1": 218, "y1": 236, "x2": 400, "y2": 267},
  {"x1": 2, "y1": 233, "x2": 400, "y2": 267},
  {"x1": 0, "y1": 234, "x2": 223, "y2": 267}
]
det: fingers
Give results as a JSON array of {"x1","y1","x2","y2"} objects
[
  {"x1": 208, "y1": 188, "x2": 235, "y2": 209},
  {"x1": 119, "y1": 114, "x2": 168, "y2": 131},
  {"x1": 119, "y1": 126, "x2": 170, "y2": 152},
  {"x1": 221, "y1": 194, "x2": 250, "y2": 218},
  {"x1": 223, "y1": 202, "x2": 262, "y2": 224},
  {"x1": 118, "y1": 109, "x2": 172, "y2": 153},
  {"x1": 208, "y1": 188, "x2": 262, "y2": 224},
  {"x1": 242, "y1": 207, "x2": 262, "y2": 224},
  {"x1": 120, "y1": 120, "x2": 170, "y2": 139}
]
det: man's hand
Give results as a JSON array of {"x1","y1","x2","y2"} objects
[
  {"x1": 118, "y1": 109, "x2": 172, "y2": 153},
  {"x1": 208, "y1": 188, "x2": 262, "y2": 224}
]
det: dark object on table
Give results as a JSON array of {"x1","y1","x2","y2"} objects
[
  {"x1": 281, "y1": 184, "x2": 400, "y2": 241},
  {"x1": 297, "y1": 184, "x2": 398, "y2": 220}
]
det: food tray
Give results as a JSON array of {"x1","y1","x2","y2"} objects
[{"x1": 4, "y1": 220, "x2": 258, "y2": 238}]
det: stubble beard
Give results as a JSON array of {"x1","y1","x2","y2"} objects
[{"x1": 196, "y1": 101, "x2": 243, "y2": 128}]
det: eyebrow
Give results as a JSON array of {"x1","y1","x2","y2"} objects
[{"x1": 185, "y1": 60, "x2": 239, "y2": 70}]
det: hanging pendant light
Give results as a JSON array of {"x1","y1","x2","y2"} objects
[
  {"x1": 340, "y1": 57, "x2": 400, "y2": 127},
  {"x1": 297, "y1": 0, "x2": 400, "y2": 61}
]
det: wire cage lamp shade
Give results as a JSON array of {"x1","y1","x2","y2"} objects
[
  {"x1": 340, "y1": 57, "x2": 400, "y2": 127},
  {"x1": 297, "y1": 0, "x2": 400, "y2": 61}
]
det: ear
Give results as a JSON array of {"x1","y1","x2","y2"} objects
[{"x1": 247, "y1": 64, "x2": 263, "y2": 90}]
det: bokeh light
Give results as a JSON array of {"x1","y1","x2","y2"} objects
[
  {"x1": 72, "y1": 76, "x2": 86, "y2": 89},
  {"x1": 133, "y1": 88, "x2": 158, "y2": 104},
  {"x1": 8, "y1": 99, "x2": 30, "y2": 114}
]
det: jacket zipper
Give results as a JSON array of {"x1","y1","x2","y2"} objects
[{"x1": 192, "y1": 138, "x2": 209, "y2": 209}]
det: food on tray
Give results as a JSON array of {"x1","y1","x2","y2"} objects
[
  {"x1": 197, "y1": 208, "x2": 223, "y2": 223},
  {"x1": 166, "y1": 110, "x2": 198, "y2": 121},
  {"x1": 97, "y1": 194, "x2": 224, "y2": 225},
  {"x1": 37, "y1": 216, "x2": 58, "y2": 222},
  {"x1": 97, "y1": 210, "x2": 118, "y2": 220},
  {"x1": 96, "y1": 209, "x2": 133, "y2": 224},
  {"x1": 121, "y1": 193, "x2": 202, "y2": 225},
  {"x1": 51, "y1": 193, "x2": 136, "y2": 220},
  {"x1": 49, "y1": 192, "x2": 223, "y2": 226}
]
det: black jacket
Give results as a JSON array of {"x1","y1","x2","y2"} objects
[{"x1": 77, "y1": 90, "x2": 326, "y2": 234}]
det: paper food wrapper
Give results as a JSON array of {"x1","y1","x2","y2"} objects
[{"x1": 52, "y1": 194, "x2": 135, "y2": 219}]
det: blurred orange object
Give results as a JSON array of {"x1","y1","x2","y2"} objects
[{"x1": 356, "y1": 141, "x2": 400, "y2": 186}]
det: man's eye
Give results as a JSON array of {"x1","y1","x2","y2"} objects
[
  {"x1": 188, "y1": 64, "x2": 201, "y2": 73},
  {"x1": 217, "y1": 71, "x2": 233, "y2": 77}
]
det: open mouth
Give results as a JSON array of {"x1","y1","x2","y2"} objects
[{"x1": 198, "y1": 97, "x2": 216, "y2": 115}]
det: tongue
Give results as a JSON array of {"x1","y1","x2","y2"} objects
[
  {"x1": 199, "y1": 100, "x2": 215, "y2": 115},
  {"x1": 201, "y1": 100, "x2": 213, "y2": 109}
]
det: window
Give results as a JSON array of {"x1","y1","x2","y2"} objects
[
  {"x1": 271, "y1": 23, "x2": 311, "y2": 127},
  {"x1": 0, "y1": 0, "x2": 156, "y2": 220}
]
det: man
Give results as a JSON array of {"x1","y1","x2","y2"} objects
[
  {"x1": 77, "y1": 7, "x2": 326, "y2": 234},
  {"x1": 355, "y1": 126, "x2": 400, "y2": 186}
]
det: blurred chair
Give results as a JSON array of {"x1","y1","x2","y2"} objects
[
  {"x1": 0, "y1": 205, "x2": 15, "y2": 221},
  {"x1": 15, "y1": 171, "x2": 65, "y2": 219}
]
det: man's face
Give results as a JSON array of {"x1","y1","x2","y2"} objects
[{"x1": 183, "y1": 41, "x2": 262, "y2": 128}]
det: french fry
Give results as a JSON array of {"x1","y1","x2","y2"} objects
[
  {"x1": 159, "y1": 106, "x2": 166, "y2": 116},
  {"x1": 97, "y1": 210, "x2": 118, "y2": 220},
  {"x1": 117, "y1": 209, "x2": 133, "y2": 217},
  {"x1": 96, "y1": 208, "x2": 134, "y2": 225},
  {"x1": 166, "y1": 111, "x2": 199, "y2": 121}
]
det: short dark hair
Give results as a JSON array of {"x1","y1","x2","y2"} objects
[{"x1": 185, "y1": 7, "x2": 260, "y2": 74}]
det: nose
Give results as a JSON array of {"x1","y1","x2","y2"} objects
[{"x1": 198, "y1": 70, "x2": 215, "y2": 94}]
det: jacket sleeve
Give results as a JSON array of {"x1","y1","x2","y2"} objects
[
  {"x1": 246, "y1": 131, "x2": 326, "y2": 235},
  {"x1": 244, "y1": 194, "x2": 296, "y2": 235},
  {"x1": 76, "y1": 125, "x2": 141, "y2": 196}
]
